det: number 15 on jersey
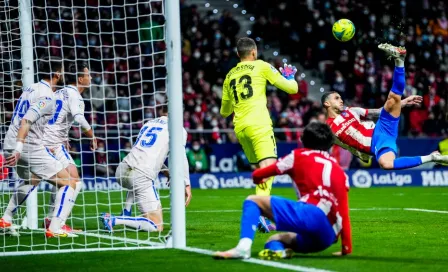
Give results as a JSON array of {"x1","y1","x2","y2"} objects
[{"x1": 135, "y1": 126, "x2": 163, "y2": 148}]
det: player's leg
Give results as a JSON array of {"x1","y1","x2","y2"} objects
[
  {"x1": 45, "y1": 145, "x2": 82, "y2": 231},
  {"x1": 251, "y1": 126, "x2": 277, "y2": 197},
  {"x1": 0, "y1": 156, "x2": 40, "y2": 228},
  {"x1": 121, "y1": 191, "x2": 134, "y2": 216},
  {"x1": 374, "y1": 44, "x2": 448, "y2": 169},
  {"x1": 213, "y1": 195, "x2": 273, "y2": 259},
  {"x1": 102, "y1": 164, "x2": 160, "y2": 232}
]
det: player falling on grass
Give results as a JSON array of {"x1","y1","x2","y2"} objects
[
  {"x1": 42, "y1": 62, "x2": 97, "y2": 233},
  {"x1": 214, "y1": 122, "x2": 351, "y2": 259},
  {"x1": 0, "y1": 57, "x2": 79, "y2": 238},
  {"x1": 322, "y1": 43, "x2": 448, "y2": 170},
  {"x1": 100, "y1": 106, "x2": 192, "y2": 232},
  {"x1": 220, "y1": 37, "x2": 298, "y2": 232}
]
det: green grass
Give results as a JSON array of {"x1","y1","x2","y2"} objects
[{"x1": 2, "y1": 187, "x2": 448, "y2": 271}]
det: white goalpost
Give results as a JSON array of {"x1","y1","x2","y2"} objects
[{"x1": 0, "y1": 0, "x2": 185, "y2": 255}]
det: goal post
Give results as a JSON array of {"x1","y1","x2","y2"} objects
[
  {"x1": 166, "y1": 0, "x2": 186, "y2": 249},
  {"x1": 1, "y1": 0, "x2": 185, "y2": 254}
]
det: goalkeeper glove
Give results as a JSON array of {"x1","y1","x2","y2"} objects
[{"x1": 279, "y1": 63, "x2": 297, "y2": 80}]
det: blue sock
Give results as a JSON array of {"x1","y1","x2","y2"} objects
[
  {"x1": 393, "y1": 156, "x2": 423, "y2": 170},
  {"x1": 391, "y1": 67, "x2": 405, "y2": 96},
  {"x1": 240, "y1": 200, "x2": 261, "y2": 240},
  {"x1": 264, "y1": 240, "x2": 285, "y2": 251}
]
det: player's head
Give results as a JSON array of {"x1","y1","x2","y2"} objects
[
  {"x1": 38, "y1": 56, "x2": 64, "y2": 86},
  {"x1": 236, "y1": 37, "x2": 257, "y2": 60},
  {"x1": 301, "y1": 122, "x2": 334, "y2": 151},
  {"x1": 321, "y1": 91, "x2": 344, "y2": 114},
  {"x1": 66, "y1": 62, "x2": 91, "y2": 91},
  {"x1": 157, "y1": 104, "x2": 168, "y2": 117}
]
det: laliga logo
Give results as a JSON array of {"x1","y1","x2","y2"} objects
[
  {"x1": 351, "y1": 170, "x2": 372, "y2": 188},
  {"x1": 199, "y1": 174, "x2": 220, "y2": 189}
]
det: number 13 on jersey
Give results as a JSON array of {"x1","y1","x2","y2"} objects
[{"x1": 230, "y1": 75, "x2": 253, "y2": 104}]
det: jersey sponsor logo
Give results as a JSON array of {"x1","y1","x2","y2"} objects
[
  {"x1": 334, "y1": 118, "x2": 356, "y2": 136},
  {"x1": 421, "y1": 170, "x2": 448, "y2": 186},
  {"x1": 351, "y1": 170, "x2": 412, "y2": 188},
  {"x1": 37, "y1": 101, "x2": 47, "y2": 109}
]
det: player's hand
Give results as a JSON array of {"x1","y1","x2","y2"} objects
[
  {"x1": 332, "y1": 251, "x2": 351, "y2": 257},
  {"x1": 90, "y1": 137, "x2": 98, "y2": 151},
  {"x1": 185, "y1": 185, "x2": 192, "y2": 207},
  {"x1": 279, "y1": 63, "x2": 297, "y2": 80},
  {"x1": 5, "y1": 152, "x2": 20, "y2": 167},
  {"x1": 402, "y1": 95, "x2": 422, "y2": 107}
]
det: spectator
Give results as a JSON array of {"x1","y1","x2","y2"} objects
[{"x1": 186, "y1": 140, "x2": 209, "y2": 173}]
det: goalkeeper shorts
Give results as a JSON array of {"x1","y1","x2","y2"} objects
[
  {"x1": 4, "y1": 145, "x2": 64, "y2": 181},
  {"x1": 235, "y1": 125, "x2": 277, "y2": 164},
  {"x1": 115, "y1": 162, "x2": 161, "y2": 214}
]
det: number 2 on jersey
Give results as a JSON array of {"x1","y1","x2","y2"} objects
[
  {"x1": 136, "y1": 126, "x2": 163, "y2": 148},
  {"x1": 48, "y1": 100, "x2": 63, "y2": 125},
  {"x1": 230, "y1": 75, "x2": 253, "y2": 104}
]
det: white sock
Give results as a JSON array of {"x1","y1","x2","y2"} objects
[
  {"x1": 47, "y1": 185, "x2": 58, "y2": 219},
  {"x1": 114, "y1": 216, "x2": 158, "y2": 232},
  {"x1": 48, "y1": 186, "x2": 75, "y2": 232},
  {"x1": 395, "y1": 58, "x2": 404, "y2": 67},
  {"x1": 421, "y1": 155, "x2": 433, "y2": 164},
  {"x1": 236, "y1": 237, "x2": 253, "y2": 252},
  {"x1": 61, "y1": 181, "x2": 82, "y2": 226},
  {"x1": 123, "y1": 191, "x2": 134, "y2": 214},
  {"x1": 2, "y1": 182, "x2": 35, "y2": 223}
]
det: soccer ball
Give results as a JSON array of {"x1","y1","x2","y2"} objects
[{"x1": 332, "y1": 19, "x2": 356, "y2": 42}]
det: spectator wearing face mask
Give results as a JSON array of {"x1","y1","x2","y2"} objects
[{"x1": 186, "y1": 140, "x2": 209, "y2": 173}]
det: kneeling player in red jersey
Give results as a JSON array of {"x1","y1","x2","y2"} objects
[{"x1": 213, "y1": 122, "x2": 351, "y2": 259}]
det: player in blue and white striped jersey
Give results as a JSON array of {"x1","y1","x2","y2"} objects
[{"x1": 42, "y1": 62, "x2": 97, "y2": 233}]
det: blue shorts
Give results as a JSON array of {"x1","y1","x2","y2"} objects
[
  {"x1": 371, "y1": 109, "x2": 399, "y2": 160},
  {"x1": 271, "y1": 196, "x2": 336, "y2": 253}
]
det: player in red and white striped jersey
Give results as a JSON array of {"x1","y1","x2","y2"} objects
[
  {"x1": 214, "y1": 122, "x2": 351, "y2": 260},
  {"x1": 323, "y1": 43, "x2": 448, "y2": 170}
]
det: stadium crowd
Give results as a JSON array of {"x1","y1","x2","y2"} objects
[{"x1": 1, "y1": 0, "x2": 447, "y2": 174}]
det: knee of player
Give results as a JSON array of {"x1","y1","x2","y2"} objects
[
  {"x1": 378, "y1": 159, "x2": 394, "y2": 170},
  {"x1": 266, "y1": 233, "x2": 282, "y2": 243}
]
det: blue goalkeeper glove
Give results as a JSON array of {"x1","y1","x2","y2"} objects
[{"x1": 279, "y1": 63, "x2": 297, "y2": 80}]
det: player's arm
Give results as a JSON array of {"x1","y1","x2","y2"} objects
[
  {"x1": 264, "y1": 62, "x2": 298, "y2": 94},
  {"x1": 350, "y1": 107, "x2": 379, "y2": 120},
  {"x1": 69, "y1": 95, "x2": 97, "y2": 150},
  {"x1": 220, "y1": 78, "x2": 234, "y2": 118},
  {"x1": 6, "y1": 97, "x2": 52, "y2": 166},
  {"x1": 182, "y1": 129, "x2": 192, "y2": 207},
  {"x1": 252, "y1": 151, "x2": 294, "y2": 184},
  {"x1": 332, "y1": 172, "x2": 352, "y2": 256}
]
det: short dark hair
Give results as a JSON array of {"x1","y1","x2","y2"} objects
[
  {"x1": 236, "y1": 37, "x2": 256, "y2": 58},
  {"x1": 65, "y1": 62, "x2": 89, "y2": 84},
  {"x1": 301, "y1": 122, "x2": 334, "y2": 151},
  {"x1": 38, "y1": 56, "x2": 63, "y2": 80},
  {"x1": 320, "y1": 91, "x2": 338, "y2": 107},
  {"x1": 157, "y1": 104, "x2": 168, "y2": 115}
]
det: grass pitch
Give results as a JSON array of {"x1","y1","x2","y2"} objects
[{"x1": 2, "y1": 187, "x2": 448, "y2": 271}]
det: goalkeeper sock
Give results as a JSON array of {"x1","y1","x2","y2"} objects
[
  {"x1": 121, "y1": 191, "x2": 134, "y2": 216},
  {"x1": 255, "y1": 176, "x2": 274, "y2": 196},
  {"x1": 264, "y1": 240, "x2": 286, "y2": 251},
  {"x1": 237, "y1": 200, "x2": 260, "y2": 251},
  {"x1": 390, "y1": 67, "x2": 405, "y2": 96},
  {"x1": 392, "y1": 156, "x2": 426, "y2": 170},
  {"x1": 49, "y1": 185, "x2": 75, "y2": 232},
  {"x1": 114, "y1": 216, "x2": 158, "y2": 232},
  {"x1": 2, "y1": 182, "x2": 36, "y2": 223}
]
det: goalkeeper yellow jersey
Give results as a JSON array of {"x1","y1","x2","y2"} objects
[{"x1": 222, "y1": 60, "x2": 284, "y2": 133}]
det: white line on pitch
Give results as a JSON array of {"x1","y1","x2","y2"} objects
[
  {"x1": 403, "y1": 208, "x2": 448, "y2": 214},
  {"x1": 183, "y1": 246, "x2": 335, "y2": 272}
]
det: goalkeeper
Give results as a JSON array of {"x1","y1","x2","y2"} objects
[{"x1": 220, "y1": 37, "x2": 298, "y2": 232}]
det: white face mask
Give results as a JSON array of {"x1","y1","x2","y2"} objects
[
  {"x1": 192, "y1": 145, "x2": 200, "y2": 151},
  {"x1": 212, "y1": 107, "x2": 219, "y2": 114},
  {"x1": 211, "y1": 120, "x2": 218, "y2": 127},
  {"x1": 98, "y1": 147, "x2": 105, "y2": 152}
]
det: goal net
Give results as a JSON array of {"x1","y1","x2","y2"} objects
[{"x1": 1, "y1": 0, "x2": 182, "y2": 255}]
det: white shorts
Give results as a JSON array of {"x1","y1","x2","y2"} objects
[
  {"x1": 115, "y1": 162, "x2": 161, "y2": 214},
  {"x1": 46, "y1": 144, "x2": 76, "y2": 169},
  {"x1": 5, "y1": 145, "x2": 64, "y2": 180}
]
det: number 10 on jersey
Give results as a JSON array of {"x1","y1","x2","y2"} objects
[{"x1": 230, "y1": 75, "x2": 253, "y2": 104}]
